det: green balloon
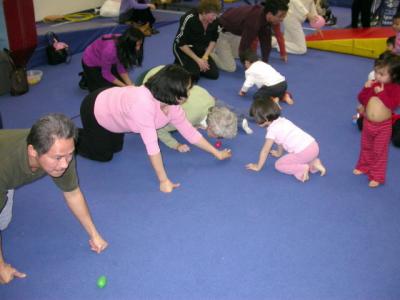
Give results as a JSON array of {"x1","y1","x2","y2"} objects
[{"x1": 97, "y1": 275, "x2": 107, "y2": 288}]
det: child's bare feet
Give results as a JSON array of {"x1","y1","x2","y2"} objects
[
  {"x1": 301, "y1": 170, "x2": 310, "y2": 182},
  {"x1": 283, "y1": 92, "x2": 294, "y2": 105},
  {"x1": 368, "y1": 180, "x2": 380, "y2": 188},
  {"x1": 312, "y1": 159, "x2": 326, "y2": 176},
  {"x1": 353, "y1": 169, "x2": 363, "y2": 175},
  {"x1": 272, "y1": 97, "x2": 282, "y2": 109}
]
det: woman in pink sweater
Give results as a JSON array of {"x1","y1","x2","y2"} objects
[{"x1": 78, "y1": 65, "x2": 232, "y2": 193}]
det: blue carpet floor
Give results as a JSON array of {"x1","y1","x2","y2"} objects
[{"x1": 0, "y1": 6, "x2": 399, "y2": 300}]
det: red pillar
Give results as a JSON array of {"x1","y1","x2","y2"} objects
[{"x1": 3, "y1": 0, "x2": 37, "y2": 66}]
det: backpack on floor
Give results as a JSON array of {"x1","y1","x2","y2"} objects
[
  {"x1": 3, "y1": 48, "x2": 29, "y2": 96},
  {"x1": 46, "y1": 31, "x2": 71, "y2": 65}
]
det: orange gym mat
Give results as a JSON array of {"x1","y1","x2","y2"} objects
[{"x1": 306, "y1": 27, "x2": 395, "y2": 58}]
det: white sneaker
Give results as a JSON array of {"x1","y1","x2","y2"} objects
[
  {"x1": 242, "y1": 119, "x2": 253, "y2": 134},
  {"x1": 199, "y1": 117, "x2": 208, "y2": 129}
]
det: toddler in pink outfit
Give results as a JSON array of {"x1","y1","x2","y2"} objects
[{"x1": 246, "y1": 97, "x2": 326, "y2": 182}]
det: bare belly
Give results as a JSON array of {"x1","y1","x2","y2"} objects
[{"x1": 365, "y1": 97, "x2": 392, "y2": 122}]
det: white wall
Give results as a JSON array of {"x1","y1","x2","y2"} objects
[{"x1": 33, "y1": 0, "x2": 105, "y2": 21}]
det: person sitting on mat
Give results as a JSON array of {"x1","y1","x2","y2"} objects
[
  {"x1": 119, "y1": 0, "x2": 159, "y2": 35},
  {"x1": 273, "y1": 0, "x2": 322, "y2": 55},
  {"x1": 239, "y1": 50, "x2": 294, "y2": 105},
  {"x1": 137, "y1": 65, "x2": 253, "y2": 152},
  {"x1": 77, "y1": 64, "x2": 232, "y2": 193},
  {"x1": 172, "y1": 0, "x2": 221, "y2": 82},
  {"x1": 0, "y1": 114, "x2": 108, "y2": 285},
  {"x1": 80, "y1": 26, "x2": 144, "y2": 92}
]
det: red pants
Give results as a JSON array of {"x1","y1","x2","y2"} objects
[{"x1": 355, "y1": 118, "x2": 392, "y2": 183}]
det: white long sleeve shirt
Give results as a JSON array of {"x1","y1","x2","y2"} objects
[
  {"x1": 288, "y1": 0, "x2": 318, "y2": 20},
  {"x1": 241, "y1": 61, "x2": 285, "y2": 93}
]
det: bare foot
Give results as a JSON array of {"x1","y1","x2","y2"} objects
[
  {"x1": 368, "y1": 180, "x2": 380, "y2": 188},
  {"x1": 284, "y1": 97, "x2": 294, "y2": 105},
  {"x1": 312, "y1": 159, "x2": 326, "y2": 176},
  {"x1": 301, "y1": 170, "x2": 310, "y2": 182},
  {"x1": 272, "y1": 97, "x2": 282, "y2": 109},
  {"x1": 353, "y1": 169, "x2": 363, "y2": 175},
  {"x1": 283, "y1": 92, "x2": 294, "y2": 105}
]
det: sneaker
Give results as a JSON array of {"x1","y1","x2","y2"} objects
[
  {"x1": 199, "y1": 117, "x2": 208, "y2": 129},
  {"x1": 242, "y1": 118, "x2": 253, "y2": 134},
  {"x1": 325, "y1": 15, "x2": 337, "y2": 26}
]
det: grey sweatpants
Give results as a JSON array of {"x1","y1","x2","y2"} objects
[{"x1": 0, "y1": 190, "x2": 14, "y2": 230}]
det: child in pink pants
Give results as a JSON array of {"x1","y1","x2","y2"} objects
[{"x1": 246, "y1": 97, "x2": 326, "y2": 182}]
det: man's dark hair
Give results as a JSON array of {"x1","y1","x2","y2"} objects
[
  {"x1": 263, "y1": 0, "x2": 289, "y2": 15},
  {"x1": 145, "y1": 64, "x2": 192, "y2": 105},
  {"x1": 27, "y1": 113, "x2": 78, "y2": 156}
]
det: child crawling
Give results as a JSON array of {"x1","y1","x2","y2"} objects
[
  {"x1": 239, "y1": 50, "x2": 294, "y2": 105},
  {"x1": 246, "y1": 97, "x2": 326, "y2": 182}
]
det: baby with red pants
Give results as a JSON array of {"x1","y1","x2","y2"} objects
[
  {"x1": 246, "y1": 97, "x2": 326, "y2": 182},
  {"x1": 353, "y1": 51, "x2": 400, "y2": 187}
]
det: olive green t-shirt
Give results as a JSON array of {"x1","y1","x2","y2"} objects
[{"x1": 0, "y1": 129, "x2": 79, "y2": 212}]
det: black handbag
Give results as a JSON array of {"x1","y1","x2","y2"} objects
[
  {"x1": 4, "y1": 48, "x2": 29, "y2": 96},
  {"x1": 46, "y1": 32, "x2": 71, "y2": 65}
]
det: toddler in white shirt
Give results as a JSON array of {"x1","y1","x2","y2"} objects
[{"x1": 239, "y1": 50, "x2": 294, "y2": 105}]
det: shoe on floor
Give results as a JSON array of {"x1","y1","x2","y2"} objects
[
  {"x1": 325, "y1": 16, "x2": 337, "y2": 26},
  {"x1": 242, "y1": 118, "x2": 253, "y2": 134}
]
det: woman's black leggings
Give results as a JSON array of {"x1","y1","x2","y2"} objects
[
  {"x1": 82, "y1": 61, "x2": 123, "y2": 92},
  {"x1": 78, "y1": 88, "x2": 125, "y2": 162}
]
